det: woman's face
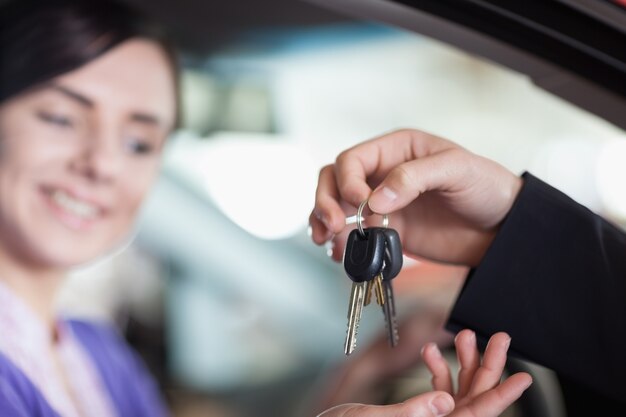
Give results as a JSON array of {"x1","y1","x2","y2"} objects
[{"x1": 0, "y1": 39, "x2": 177, "y2": 269}]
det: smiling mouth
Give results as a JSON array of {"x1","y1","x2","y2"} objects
[
  {"x1": 42, "y1": 187, "x2": 105, "y2": 230},
  {"x1": 52, "y1": 189, "x2": 99, "y2": 219}
]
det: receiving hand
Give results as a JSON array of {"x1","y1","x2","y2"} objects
[
  {"x1": 317, "y1": 329, "x2": 532, "y2": 417},
  {"x1": 310, "y1": 304, "x2": 454, "y2": 411}
]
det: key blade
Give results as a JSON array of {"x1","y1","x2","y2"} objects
[
  {"x1": 344, "y1": 282, "x2": 365, "y2": 355},
  {"x1": 382, "y1": 281, "x2": 399, "y2": 347},
  {"x1": 374, "y1": 274, "x2": 385, "y2": 306},
  {"x1": 364, "y1": 280, "x2": 374, "y2": 306}
]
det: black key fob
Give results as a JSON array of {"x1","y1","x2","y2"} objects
[
  {"x1": 382, "y1": 228, "x2": 403, "y2": 280},
  {"x1": 343, "y1": 227, "x2": 385, "y2": 283}
]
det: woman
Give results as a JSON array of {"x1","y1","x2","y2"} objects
[
  {"x1": 0, "y1": 1, "x2": 530, "y2": 416},
  {"x1": 0, "y1": 0, "x2": 177, "y2": 416}
]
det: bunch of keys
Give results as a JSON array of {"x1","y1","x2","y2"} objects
[{"x1": 343, "y1": 199, "x2": 403, "y2": 355}]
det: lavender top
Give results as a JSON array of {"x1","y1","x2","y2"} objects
[{"x1": 0, "y1": 283, "x2": 169, "y2": 417}]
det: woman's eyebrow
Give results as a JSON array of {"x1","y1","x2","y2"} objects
[
  {"x1": 48, "y1": 83, "x2": 94, "y2": 108},
  {"x1": 48, "y1": 83, "x2": 167, "y2": 128},
  {"x1": 130, "y1": 112, "x2": 162, "y2": 127}
]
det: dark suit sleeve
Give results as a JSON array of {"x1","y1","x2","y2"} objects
[{"x1": 446, "y1": 172, "x2": 626, "y2": 402}]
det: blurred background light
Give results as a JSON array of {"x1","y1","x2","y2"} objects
[
  {"x1": 596, "y1": 138, "x2": 626, "y2": 222},
  {"x1": 165, "y1": 131, "x2": 319, "y2": 240},
  {"x1": 529, "y1": 137, "x2": 605, "y2": 213}
]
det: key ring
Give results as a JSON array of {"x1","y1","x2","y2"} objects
[{"x1": 356, "y1": 199, "x2": 389, "y2": 237}]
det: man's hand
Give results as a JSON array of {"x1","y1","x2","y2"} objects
[{"x1": 310, "y1": 129, "x2": 522, "y2": 266}]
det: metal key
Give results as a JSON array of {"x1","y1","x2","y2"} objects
[
  {"x1": 364, "y1": 279, "x2": 374, "y2": 306},
  {"x1": 344, "y1": 281, "x2": 365, "y2": 356},
  {"x1": 343, "y1": 227, "x2": 385, "y2": 355},
  {"x1": 364, "y1": 273, "x2": 385, "y2": 306},
  {"x1": 373, "y1": 273, "x2": 385, "y2": 306},
  {"x1": 381, "y1": 228, "x2": 403, "y2": 347}
]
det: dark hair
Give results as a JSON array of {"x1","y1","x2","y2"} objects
[{"x1": 0, "y1": 0, "x2": 180, "y2": 124}]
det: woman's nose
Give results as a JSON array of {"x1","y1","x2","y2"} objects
[{"x1": 69, "y1": 132, "x2": 124, "y2": 183}]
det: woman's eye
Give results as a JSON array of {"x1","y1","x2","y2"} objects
[
  {"x1": 36, "y1": 111, "x2": 74, "y2": 128},
  {"x1": 125, "y1": 138, "x2": 155, "y2": 155}
]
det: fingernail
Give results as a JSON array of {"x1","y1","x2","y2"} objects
[
  {"x1": 369, "y1": 186, "x2": 397, "y2": 211},
  {"x1": 428, "y1": 343, "x2": 442, "y2": 358},
  {"x1": 430, "y1": 394, "x2": 454, "y2": 416},
  {"x1": 380, "y1": 186, "x2": 397, "y2": 201},
  {"x1": 315, "y1": 211, "x2": 332, "y2": 231},
  {"x1": 455, "y1": 330, "x2": 475, "y2": 345},
  {"x1": 523, "y1": 377, "x2": 533, "y2": 390}
]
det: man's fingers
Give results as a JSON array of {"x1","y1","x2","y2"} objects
[
  {"x1": 334, "y1": 129, "x2": 455, "y2": 208},
  {"x1": 422, "y1": 342, "x2": 454, "y2": 394},
  {"x1": 455, "y1": 372, "x2": 533, "y2": 417},
  {"x1": 333, "y1": 130, "x2": 415, "y2": 208},
  {"x1": 368, "y1": 149, "x2": 467, "y2": 215},
  {"x1": 334, "y1": 150, "x2": 375, "y2": 209},
  {"x1": 312, "y1": 128, "x2": 461, "y2": 240},
  {"x1": 317, "y1": 391, "x2": 455, "y2": 417},
  {"x1": 309, "y1": 212, "x2": 331, "y2": 245},
  {"x1": 312, "y1": 164, "x2": 347, "y2": 239},
  {"x1": 328, "y1": 227, "x2": 351, "y2": 262},
  {"x1": 454, "y1": 329, "x2": 480, "y2": 398},
  {"x1": 468, "y1": 332, "x2": 511, "y2": 397}
]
